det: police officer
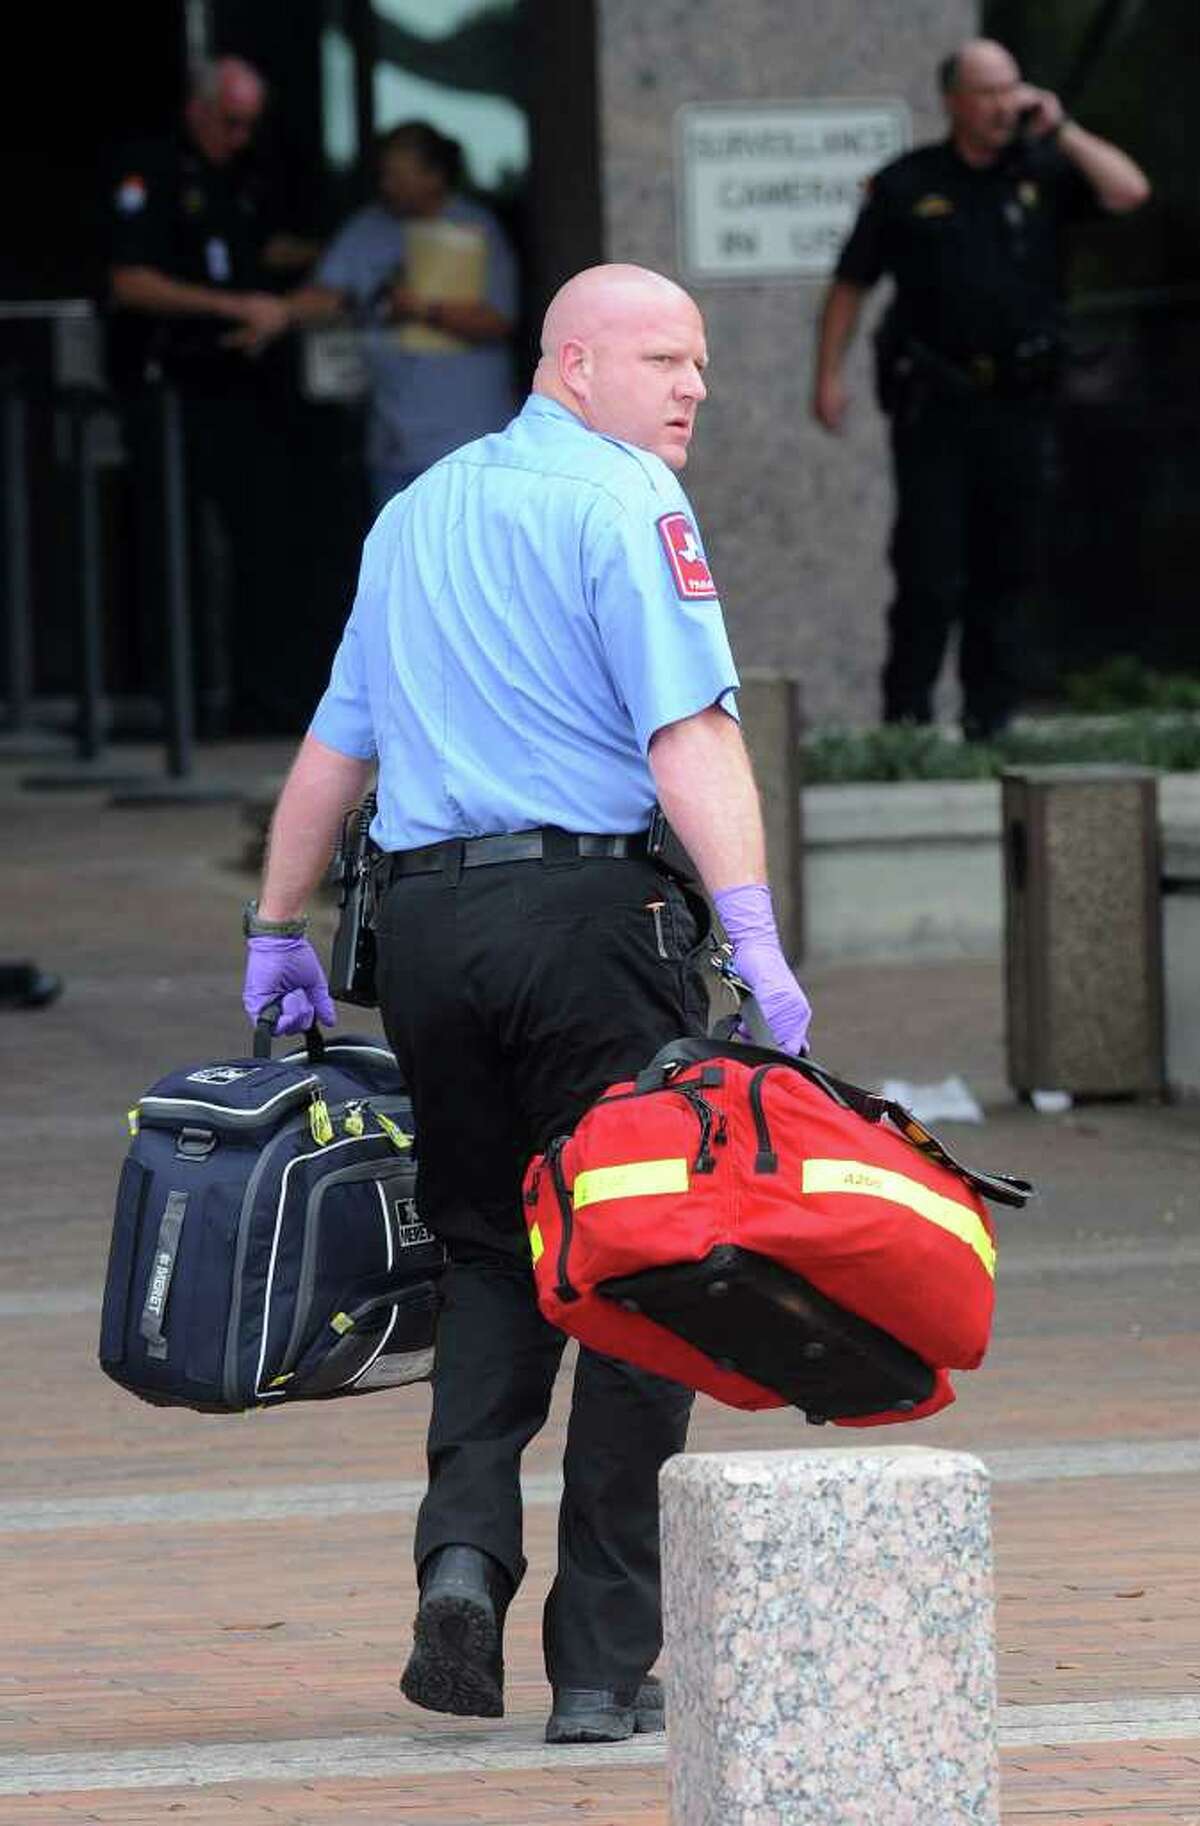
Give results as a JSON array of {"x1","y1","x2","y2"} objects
[
  {"x1": 106, "y1": 57, "x2": 296, "y2": 732},
  {"x1": 812, "y1": 37, "x2": 1149, "y2": 739},
  {"x1": 241, "y1": 263, "x2": 812, "y2": 1744}
]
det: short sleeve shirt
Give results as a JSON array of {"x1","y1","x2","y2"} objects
[
  {"x1": 311, "y1": 395, "x2": 740, "y2": 849},
  {"x1": 105, "y1": 136, "x2": 267, "y2": 383},
  {"x1": 835, "y1": 136, "x2": 1095, "y2": 358},
  {"x1": 314, "y1": 195, "x2": 518, "y2": 475}
]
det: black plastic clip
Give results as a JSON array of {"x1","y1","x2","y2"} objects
[{"x1": 176, "y1": 1127, "x2": 217, "y2": 1160}]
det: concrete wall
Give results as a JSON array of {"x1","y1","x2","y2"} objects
[
  {"x1": 802, "y1": 771, "x2": 1200, "y2": 964},
  {"x1": 596, "y1": 0, "x2": 978, "y2": 725}
]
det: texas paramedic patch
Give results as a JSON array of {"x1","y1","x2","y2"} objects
[{"x1": 657, "y1": 512, "x2": 718, "y2": 601}]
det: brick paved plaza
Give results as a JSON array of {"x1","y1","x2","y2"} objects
[{"x1": 1, "y1": 746, "x2": 1197, "y2": 1824}]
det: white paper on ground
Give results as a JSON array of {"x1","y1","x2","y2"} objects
[
  {"x1": 879, "y1": 1074, "x2": 985, "y2": 1124},
  {"x1": 1030, "y1": 1088, "x2": 1074, "y2": 1114}
]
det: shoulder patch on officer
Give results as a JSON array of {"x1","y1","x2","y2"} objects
[
  {"x1": 115, "y1": 174, "x2": 148, "y2": 215},
  {"x1": 657, "y1": 512, "x2": 718, "y2": 601},
  {"x1": 914, "y1": 193, "x2": 954, "y2": 217},
  {"x1": 1018, "y1": 180, "x2": 1039, "y2": 209}
]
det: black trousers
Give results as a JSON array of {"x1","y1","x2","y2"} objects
[
  {"x1": 883, "y1": 388, "x2": 1053, "y2": 737},
  {"x1": 373, "y1": 852, "x2": 708, "y2": 1688}
]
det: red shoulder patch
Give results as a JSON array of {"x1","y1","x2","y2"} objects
[
  {"x1": 657, "y1": 512, "x2": 718, "y2": 601},
  {"x1": 115, "y1": 174, "x2": 148, "y2": 215}
]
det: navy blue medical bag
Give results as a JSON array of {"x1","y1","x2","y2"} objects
[{"x1": 99, "y1": 1019, "x2": 445, "y2": 1412}]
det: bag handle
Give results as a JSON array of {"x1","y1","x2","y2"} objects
[
  {"x1": 252, "y1": 999, "x2": 327, "y2": 1063},
  {"x1": 636, "y1": 1028, "x2": 1033, "y2": 1211}
]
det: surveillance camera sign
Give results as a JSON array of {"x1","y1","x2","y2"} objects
[{"x1": 677, "y1": 100, "x2": 911, "y2": 282}]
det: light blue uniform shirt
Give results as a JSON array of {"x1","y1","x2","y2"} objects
[
  {"x1": 311, "y1": 394, "x2": 740, "y2": 850},
  {"x1": 314, "y1": 195, "x2": 518, "y2": 478}
]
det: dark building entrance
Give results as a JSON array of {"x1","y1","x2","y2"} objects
[
  {"x1": 0, "y1": 0, "x2": 602, "y2": 737},
  {"x1": 984, "y1": 0, "x2": 1200, "y2": 700}
]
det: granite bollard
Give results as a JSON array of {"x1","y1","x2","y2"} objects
[{"x1": 660, "y1": 1447, "x2": 998, "y2": 1826}]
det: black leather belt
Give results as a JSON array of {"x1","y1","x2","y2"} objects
[
  {"x1": 381, "y1": 827, "x2": 652, "y2": 882},
  {"x1": 904, "y1": 335, "x2": 1060, "y2": 399}
]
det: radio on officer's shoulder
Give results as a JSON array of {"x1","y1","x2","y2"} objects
[{"x1": 329, "y1": 792, "x2": 380, "y2": 1007}]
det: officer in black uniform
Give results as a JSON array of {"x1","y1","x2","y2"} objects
[
  {"x1": 812, "y1": 38, "x2": 1149, "y2": 739},
  {"x1": 106, "y1": 56, "x2": 296, "y2": 733}
]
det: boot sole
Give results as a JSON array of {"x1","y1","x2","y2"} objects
[
  {"x1": 545, "y1": 1708, "x2": 636, "y2": 1745},
  {"x1": 545, "y1": 1704, "x2": 668, "y2": 1744},
  {"x1": 545, "y1": 1684, "x2": 665, "y2": 1745},
  {"x1": 400, "y1": 1592, "x2": 503, "y2": 1718}
]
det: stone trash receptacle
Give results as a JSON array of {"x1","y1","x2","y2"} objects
[
  {"x1": 660, "y1": 1447, "x2": 998, "y2": 1826},
  {"x1": 1162, "y1": 834, "x2": 1200, "y2": 1098}
]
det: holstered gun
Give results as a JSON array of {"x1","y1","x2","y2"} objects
[{"x1": 328, "y1": 792, "x2": 380, "y2": 1007}]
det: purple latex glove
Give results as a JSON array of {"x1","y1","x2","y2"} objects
[
  {"x1": 713, "y1": 883, "x2": 812, "y2": 1054},
  {"x1": 243, "y1": 936, "x2": 336, "y2": 1036}
]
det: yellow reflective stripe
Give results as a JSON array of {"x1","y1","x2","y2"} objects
[
  {"x1": 528, "y1": 1221, "x2": 544, "y2": 1265},
  {"x1": 573, "y1": 1158, "x2": 689, "y2": 1210},
  {"x1": 801, "y1": 1158, "x2": 996, "y2": 1277}
]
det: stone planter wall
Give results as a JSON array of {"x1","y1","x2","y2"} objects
[{"x1": 802, "y1": 772, "x2": 1200, "y2": 964}]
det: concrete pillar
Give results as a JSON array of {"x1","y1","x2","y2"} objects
[
  {"x1": 738, "y1": 669, "x2": 805, "y2": 960},
  {"x1": 660, "y1": 1447, "x2": 998, "y2": 1826}
]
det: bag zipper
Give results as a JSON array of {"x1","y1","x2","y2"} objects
[
  {"x1": 140, "y1": 1072, "x2": 321, "y2": 1134},
  {"x1": 543, "y1": 1081, "x2": 721, "y2": 1306},
  {"x1": 675, "y1": 1084, "x2": 717, "y2": 1173},
  {"x1": 747, "y1": 1066, "x2": 779, "y2": 1173},
  {"x1": 592, "y1": 1080, "x2": 719, "y2": 1172},
  {"x1": 546, "y1": 1136, "x2": 579, "y2": 1304}
]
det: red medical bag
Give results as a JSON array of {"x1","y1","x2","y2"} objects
[{"x1": 521, "y1": 1038, "x2": 1030, "y2": 1427}]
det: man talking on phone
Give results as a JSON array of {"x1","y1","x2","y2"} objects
[{"x1": 812, "y1": 38, "x2": 1149, "y2": 741}]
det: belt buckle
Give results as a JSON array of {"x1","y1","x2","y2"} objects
[{"x1": 969, "y1": 354, "x2": 996, "y2": 389}]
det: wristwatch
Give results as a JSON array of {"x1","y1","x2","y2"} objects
[{"x1": 242, "y1": 899, "x2": 308, "y2": 938}]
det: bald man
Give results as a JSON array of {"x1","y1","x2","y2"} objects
[
  {"x1": 812, "y1": 38, "x2": 1149, "y2": 740},
  {"x1": 243, "y1": 262, "x2": 812, "y2": 1742}
]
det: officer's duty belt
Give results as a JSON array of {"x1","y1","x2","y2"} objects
[
  {"x1": 381, "y1": 827, "x2": 651, "y2": 883},
  {"x1": 905, "y1": 336, "x2": 1059, "y2": 398}
]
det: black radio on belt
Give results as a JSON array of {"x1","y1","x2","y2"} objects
[{"x1": 329, "y1": 792, "x2": 380, "y2": 1007}]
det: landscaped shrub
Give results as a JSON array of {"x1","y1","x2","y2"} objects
[
  {"x1": 1063, "y1": 658, "x2": 1200, "y2": 714},
  {"x1": 801, "y1": 714, "x2": 1200, "y2": 784}
]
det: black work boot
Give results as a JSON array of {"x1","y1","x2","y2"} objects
[
  {"x1": 400, "y1": 1545, "x2": 512, "y2": 1718},
  {"x1": 545, "y1": 1674, "x2": 665, "y2": 1745},
  {"x1": 0, "y1": 963, "x2": 63, "y2": 1010}
]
